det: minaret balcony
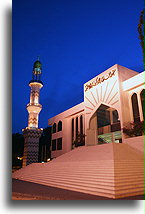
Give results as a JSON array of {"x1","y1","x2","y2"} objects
[
  {"x1": 27, "y1": 103, "x2": 42, "y2": 113},
  {"x1": 29, "y1": 81, "x2": 43, "y2": 88}
]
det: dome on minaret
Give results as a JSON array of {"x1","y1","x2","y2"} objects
[
  {"x1": 33, "y1": 57, "x2": 42, "y2": 75},
  {"x1": 30, "y1": 57, "x2": 43, "y2": 85},
  {"x1": 33, "y1": 60, "x2": 42, "y2": 70}
]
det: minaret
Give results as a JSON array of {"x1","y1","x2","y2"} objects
[{"x1": 22, "y1": 58, "x2": 43, "y2": 167}]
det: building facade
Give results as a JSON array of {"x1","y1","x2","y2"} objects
[{"x1": 48, "y1": 64, "x2": 144, "y2": 158}]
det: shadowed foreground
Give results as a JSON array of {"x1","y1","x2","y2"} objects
[{"x1": 12, "y1": 179, "x2": 144, "y2": 200}]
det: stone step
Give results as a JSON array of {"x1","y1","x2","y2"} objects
[
  {"x1": 12, "y1": 143, "x2": 144, "y2": 199},
  {"x1": 14, "y1": 171, "x2": 143, "y2": 187},
  {"x1": 13, "y1": 167, "x2": 137, "y2": 173},
  {"x1": 31, "y1": 165, "x2": 144, "y2": 170},
  {"x1": 30, "y1": 174, "x2": 143, "y2": 185},
  {"x1": 16, "y1": 167, "x2": 143, "y2": 175},
  {"x1": 20, "y1": 160, "x2": 143, "y2": 168},
  {"x1": 36, "y1": 164, "x2": 144, "y2": 168},
  {"x1": 16, "y1": 173, "x2": 144, "y2": 189},
  {"x1": 27, "y1": 161, "x2": 144, "y2": 168},
  {"x1": 18, "y1": 176, "x2": 115, "y2": 189},
  {"x1": 114, "y1": 190, "x2": 144, "y2": 199},
  {"x1": 16, "y1": 176, "x2": 144, "y2": 199},
  {"x1": 16, "y1": 177, "x2": 116, "y2": 198},
  {"x1": 14, "y1": 171, "x2": 144, "y2": 182}
]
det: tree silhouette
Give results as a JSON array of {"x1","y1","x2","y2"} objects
[
  {"x1": 72, "y1": 132, "x2": 86, "y2": 148},
  {"x1": 12, "y1": 133, "x2": 24, "y2": 168},
  {"x1": 38, "y1": 126, "x2": 52, "y2": 162},
  {"x1": 137, "y1": 10, "x2": 144, "y2": 63}
]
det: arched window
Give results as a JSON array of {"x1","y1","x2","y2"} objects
[
  {"x1": 52, "y1": 123, "x2": 56, "y2": 133},
  {"x1": 58, "y1": 121, "x2": 62, "y2": 132},
  {"x1": 76, "y1": 117, "x2": 78, "y2": 140},
  {"x1": 80, "y1": 115, "x2": 83, "y2": 135},
  {"x1": 140, "y1": 89, "x2": 145, "y2": 120},
  {"x1": 72, "y1": 118, "x2": 74, "y2": 142},
  {"x1": 131, "y1": 93, "x2": 140, "y2": 122}
]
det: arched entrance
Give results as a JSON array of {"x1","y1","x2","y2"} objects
[{"x1": 86, "y1": 104, "x2": 122, "y2": 146}]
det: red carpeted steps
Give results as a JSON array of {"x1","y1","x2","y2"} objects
[{"x1": 12, "y1": 143, "x2": 144, "y2": 199}]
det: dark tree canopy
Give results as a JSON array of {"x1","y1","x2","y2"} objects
[
  {"x1": 38, "y1": 126, "x2": 52, "y2": 162},
  {"x1": 12, "y1": 133, "x2": 24, "y2": 168},
  {"x1": 138, "y1": 10, "x2": 144, "y2": 62}
]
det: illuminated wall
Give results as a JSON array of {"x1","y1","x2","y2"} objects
[{"x1": 48, "y1": 64, "x2": 145, "y2": 158}]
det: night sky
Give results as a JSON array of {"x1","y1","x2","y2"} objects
[{"x1": 12, "y1": 0, "x2": 143, "y2": 133}]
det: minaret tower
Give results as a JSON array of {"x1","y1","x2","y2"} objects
[{"x1": 22, "y1": 58, "x2": 43, "y2": 167}]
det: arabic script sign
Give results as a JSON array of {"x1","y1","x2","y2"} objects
[{"x1": 85, "y1": 69, "x2": 116, "y2": 92}]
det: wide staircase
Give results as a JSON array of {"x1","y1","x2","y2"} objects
[{"x1": 12, "y1": 143, "x2": 144, "y2": 199}]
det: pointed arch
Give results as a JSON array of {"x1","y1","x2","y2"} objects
[
  {"x1": 131, "y1": 93, "x2": 140, "y2": 122},
  {"x1": 58, "y1": 121, "x2": 62, "y2": 132}
]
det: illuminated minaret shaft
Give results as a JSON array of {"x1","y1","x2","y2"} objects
[
  {"x1": 27, "y1": 81, "x2": 42, "y2": 129},
  {"x1": 22, "y1": 58, "x2": 43, "y2": 167}
]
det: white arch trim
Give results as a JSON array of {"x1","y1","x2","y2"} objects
[{"x1": 86, "y1": 101, "x2": 119, "y2": 129}]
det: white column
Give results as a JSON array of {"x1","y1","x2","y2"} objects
[
  {"x1": 96, "y1": 113, "x2": 98, "y2": 144},
  {"x1": 74, "y1": 118, "x2": 76, "y2": 141},
  {"x1": 109, "y1": 110, "x2": 115, "y2": 143},
  {"x1": 83, "y1": 115, "x2": 85, "y2": 135},
  {"x1": 128, "y1": 93, "x2": 134, "y2": 122},
  {"x1": 83, "y1": 115, "x2": 86, "y2": 145},
  {"x1": 137, "y1": 92, "x2": 143, "y2": 121},
  {"x1": 78, "y1": 115, "x2": 80, "y2": 134},
  {"x1": 86, "y1": 113, "x2": 97, "y2": 146}
]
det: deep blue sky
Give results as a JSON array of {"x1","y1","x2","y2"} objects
[{"x1": 12, "y1": 0, "x2": 143, "y2": 133}]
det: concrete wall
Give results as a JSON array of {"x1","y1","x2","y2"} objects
[{"x1": 48, "y1": 102, "x2": 84, "y2": 158}]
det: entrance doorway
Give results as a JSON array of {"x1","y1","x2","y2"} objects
[
  {"x1": 86, "y1": 104, "x2": 122, "y2": 146},
  {"x1": 97, "y1": 104, "x2": 122, "y2": 144}
]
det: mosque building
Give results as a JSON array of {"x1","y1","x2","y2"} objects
[
  {"x1": 13, "y1": 62, "x2": 144, "y2": 199},
  {"x1": 48, "y1": 64, "x2": 144, "y2": 158},
  {"x1": 12, "y1": 6, "x2": 145, "y2": 199}
]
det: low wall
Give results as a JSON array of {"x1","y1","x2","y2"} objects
[{"x1": 124, "y1": 136, "x2": 144, "y2": 153}]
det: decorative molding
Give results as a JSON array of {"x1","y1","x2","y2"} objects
[
  {"x1": 84, "y1": 77, "x2": 119, "y2": 117},
  {"x1": 28, "y1": 117, "x2": 38, "y2": 126}
]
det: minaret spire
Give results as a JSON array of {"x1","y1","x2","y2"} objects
[
  {"x1": 22, "y1": 58, "x2": 43, "y2": 167},
  {"x1": 28, "y1": 58, "x2": 43, "y2": 128},
  {"x1": 31, "y1": 57, "x2": 43, "y2": 83}
]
